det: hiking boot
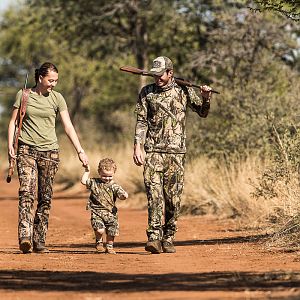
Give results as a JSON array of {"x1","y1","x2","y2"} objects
[
  {"x1": 19, "y1": 238, "x2": 32, "y2": 254},
  {"x1": 145, "y1": 240, "x2": 162, "y2": 254},
  {"x1": 96, "y1": 241, "x2": 105, "y2": 253},
  {"x1": 162, "y1": 240, "x2": 176, "y2": 253},
  {"x1": 106, "y1": 244, "x2": 116, "y2": 255},
  {"x1": 33, "y1": 242, "x2": 49, "y2": 253}
]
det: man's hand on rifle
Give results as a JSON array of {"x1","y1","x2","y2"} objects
[{"x1": 200, "y1": 85, "x2": 212, "y2": 101}]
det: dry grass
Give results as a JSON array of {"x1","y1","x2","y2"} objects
[
  {"x1": 181, "y1": 156, "x2": 300, "y2": 249},
  {"x1": 57, "y1": 143, "x2": 273, "y2": 226},
  {"x1": 265, "y1": 214, "x2": 300, "y2": 251},
  {"x1": 260, "y1": 173, "x2": 300, "y2": 251},
  {"x1": 181, "y1": 156, "x2": 266, "y2": 223}
]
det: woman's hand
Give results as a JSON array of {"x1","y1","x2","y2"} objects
[
  {"x1": 60, "y1": 110, "x2": 89, "y2": 167},
  {"x1": 8, "y1": 146, "x2": 16, "y2": 161},
  {"x1": 78, "y1": 151, "x2": 89, "y2": 167}
]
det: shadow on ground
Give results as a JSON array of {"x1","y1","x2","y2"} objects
[
  {"x1": 0, "y1": 270, "x2": 299, "y2": 293},
  {"x1": 49, "y1": 233, "x2": 269, "y2": 250},
  {"x1": 0, "y1": 233, "x2": 269, "y2": 255}
]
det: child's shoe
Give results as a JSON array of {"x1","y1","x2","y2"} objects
[
  {"x1": 106, "y1": 244, "x2": 116, "y2": 254},
  {"x1": 95, "y1": 240, "x2": 105, "y2": 253}
]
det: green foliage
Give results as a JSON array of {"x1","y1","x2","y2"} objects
[
  {"x1": 0, "y1": 3, "x2": 140, "y2": 142},
  {"x1": 0, "y1": 0, "x2": 299, "y2": 155},
  {"x1": 26, "y1": 0, "x2": 202, "y2": 68},
  {"x1": 251, "y1": 0, "x2": 300, "y2": 21},
  {"x1": 186, "y1": 9, "x2": 299, "y2": 159}
]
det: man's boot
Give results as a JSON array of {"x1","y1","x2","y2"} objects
[
  {"x1": 33, "y1": 241, "x2": 49, "y2": 253},
  {"x1": 162, "y1": 240, "x2": 176, "y2": 253},
  {"x1": 19, "y1": 237, "x2": 32, "y2": 254},
  {"x1": 145, "y1": 240, "x2": 162, "y2": 254}
]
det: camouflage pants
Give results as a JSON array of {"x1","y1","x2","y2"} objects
[
  {"x1": 144, "y1": 152, "x2": 185, "y2": 242},
  {"x1": 90, "y1": 207, "x2": 119, "y2": 237},
  {"x1": 17, "y1": 144, "x2": 59, "y2": 245}
]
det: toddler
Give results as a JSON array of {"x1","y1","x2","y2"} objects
[{"x1": 81, "y1": 158, "x2": 128, "y2": 254}]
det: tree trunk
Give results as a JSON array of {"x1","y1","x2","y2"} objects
[{"x1": 135, "y1": 14, "x2": 148, "y2": 90}]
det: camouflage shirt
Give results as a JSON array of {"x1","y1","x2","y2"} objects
[
  {"x1": 86, "y1": 178, "x2": 127, "y2": 211},
  {"x1": 134, "y1": 79, "x2": 210, "y2": 154}
]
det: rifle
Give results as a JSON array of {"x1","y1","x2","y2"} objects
[
  {"x1": 7, "y1": 74, "x2": 29, "y2": 183},
  {"x1": 120, "y1": 65, "x2": 220, "y2": 94}
]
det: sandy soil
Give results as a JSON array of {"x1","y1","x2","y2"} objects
[{"x1": 1, "y1": 175, "x2": 300, "y2": 300}]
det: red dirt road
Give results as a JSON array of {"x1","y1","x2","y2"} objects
[{"x1": 1, "y1": 176, "x2": 300, "y2": 300}]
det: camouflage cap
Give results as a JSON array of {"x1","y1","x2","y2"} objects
[{"x1": 149, "y1": 56, "x2": 173, "y2": 76}]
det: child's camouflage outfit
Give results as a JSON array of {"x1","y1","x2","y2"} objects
[
  {"x1": 85, "y1": 178, "x2": 127, "y2": 237},
  {"x1": 134, "y1": 80, "x2": 210, "y2": 242}
]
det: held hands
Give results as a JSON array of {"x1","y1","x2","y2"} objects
[
  {"x1": 83, "y1": 164, "x2": 90, "y2": 172},
  {"x1": 200, "y1": 85, "x2": 212, "y2": 101},
  {"x1": 81, "y1": 163, "x2": 90, "y2": 185},
  {"x1": 78, "y1": 149, "x2": 89, "y2": 167}
]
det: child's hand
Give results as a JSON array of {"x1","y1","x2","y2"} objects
[{"x1": 81, "y1": 165, "x2": 90, "y2": 185}]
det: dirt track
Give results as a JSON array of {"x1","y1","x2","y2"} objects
[{"x1": 1, "y1": 175, "x2": 300, "y2": 300}]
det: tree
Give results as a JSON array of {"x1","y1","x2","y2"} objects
[
  {"x1": 186, "y1": 6, "x2": 299, "y2": 158},
  {"x1": 1, "y1": 0, "x2": 298, "y2": 153},
  {"x1": 0, "y1": 5, "x2": 137, "y2": 141},
  {"x1": 27, "y1": 0, "x2": 205, "y2": 88}
]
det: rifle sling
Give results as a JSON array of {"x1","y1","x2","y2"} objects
[{"x1": 14, "y1": 88, "x2": 30, "y2": 152}]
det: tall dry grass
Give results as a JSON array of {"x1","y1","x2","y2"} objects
[
  {"x1": 182, "y1": 155, "x2": 268, "y2": 224},
  {"x1": 257, "y1": 172, "x2": 300, "y2": 250},
  {"x1": 182, "y1": 155, "x2": 300, "y2": 232},
  {"x1": 58, "y1": 141, "x2": 283, "y2": 227}
]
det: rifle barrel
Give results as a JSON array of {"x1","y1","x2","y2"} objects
[
  {"x1": 120, "y1": 66, "x2": 220, "y2": 94},
  {"x1": 6, "y1": 72, "x2": 29, "y2": 183}
]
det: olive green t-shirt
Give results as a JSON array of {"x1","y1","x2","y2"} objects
[{"x1": 14, "y1": 89, "x2": 68, "y2": 151}]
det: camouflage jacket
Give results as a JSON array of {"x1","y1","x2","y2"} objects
[
  {"x1": 134, "y1": 80, "x2": 210, "y2": 154},
  {"x1": 86, "y1": 178, "x2": 127, "y2": 212}
]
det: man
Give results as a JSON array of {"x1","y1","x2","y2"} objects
[{"x1": 133, "y1": 56, "x2": 212, "y2": 254}]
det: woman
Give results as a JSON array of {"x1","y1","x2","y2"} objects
[{"x1": 8, "y1": 62, "x2": 89, "y2": 254}]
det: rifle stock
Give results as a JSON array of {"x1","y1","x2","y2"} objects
[
  {"x1": 7, "y1": 73, "x2": 29, "y2": 183},
  {"x1": 120, "y1": 66, "x2": 220, "y2": 94}
]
